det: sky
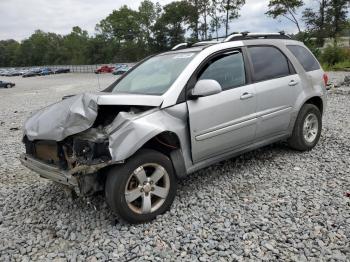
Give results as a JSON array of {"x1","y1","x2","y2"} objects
[{"x1": 0, "y1": 0, "x2": 309, "y2": 41}]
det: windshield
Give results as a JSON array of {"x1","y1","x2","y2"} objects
[{"x1": 111, "y1": 52, "x2": 197, "y2": 95}]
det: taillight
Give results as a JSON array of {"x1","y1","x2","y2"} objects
[{"x1": 323, "y1": 73, "x2": 328, "y2": 86}]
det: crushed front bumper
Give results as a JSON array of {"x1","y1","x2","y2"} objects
[{"x1": 19, "y1": 153, "x2": 78, "y2": 187}]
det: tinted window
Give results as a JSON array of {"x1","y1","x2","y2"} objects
[
  {"x1": 248, "y1": 46, "x2": 290, "y2": 82},
  {"x1": 287, "y1": 45, "x2": 320, "y2": 72},
  {"x1": 199, "y1": 51, "x2": 246, "y2": 91}
]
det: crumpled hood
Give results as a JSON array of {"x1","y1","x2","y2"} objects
[{"x1": 24, "y1": 92, "x2": 163, "y2": 141}]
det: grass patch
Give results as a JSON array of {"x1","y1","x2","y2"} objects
[{"x1": 322, "y1": 60, "x2": 350, "y2": 71}]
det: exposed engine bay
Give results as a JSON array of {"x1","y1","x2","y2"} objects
[
  {"x1": 22, "y1": 105, "x2": 153, "y2": 195},
  {"x1": 23, "y1": 105, "x2": 151, "y2": 170}
]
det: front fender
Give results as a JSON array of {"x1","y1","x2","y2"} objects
[{"x1": 106, "y1": 104, "x2": 189, "y2": 162}]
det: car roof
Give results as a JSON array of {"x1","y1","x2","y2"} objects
[
  {"x1": 159, "y1": 39, "x2": 303, "y2": 59},
  {"x1": 167, "y1": 32, "x2": 302, "y2": 54}
]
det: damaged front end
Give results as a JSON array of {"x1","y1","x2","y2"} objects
[
  {"x1": 20, "y1": 93, "x2": 162, "y2": 195},
  {"x1": 21, "y1": 127, "x2": 115, "y2": 195}
]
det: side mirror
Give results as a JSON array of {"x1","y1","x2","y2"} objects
[{"x1": 191, "y1": 79, "x2": 222, "y2": 98}]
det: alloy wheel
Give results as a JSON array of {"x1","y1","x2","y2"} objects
[
  {"x1": 124, "y1": 163, "x2": 170, "y2": 214},
  {"x1": 303, "y1": 113, "x2": 319, "y2": 143}
]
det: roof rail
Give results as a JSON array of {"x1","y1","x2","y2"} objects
[
  {"x1": 224, "y1": 31, "x2": 291, "y2": 42},
  {"x1": 170, "y1": 32, "x2": 291, "y2": 51},
  {"x1": 171, "y1": 43, "x2": 189, "y2": 51},
  {"x1": 192, "y1": 40, "x2": 220, "y2": 47}
]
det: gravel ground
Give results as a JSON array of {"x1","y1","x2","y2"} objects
[{"x1": 0, "y1": 72, "x2": 349, "y2": 261}]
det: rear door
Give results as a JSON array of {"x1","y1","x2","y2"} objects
[
  {"x1": 246, "y1": 45, "x2": 299, "y2": 139},
  {"x1": 187, "y1": 49, "x2": 257, "y2": 162},
  {"x1": 286, "y1": 44, "x2": 325, "y2": 89}
]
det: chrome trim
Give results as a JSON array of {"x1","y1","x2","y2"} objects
[
  {"x1": 196, "y1": 118, "x2": 258, "y2": 141},
  {"x1": 171, "y1": 43, "x2": 188, "y2": 51}
]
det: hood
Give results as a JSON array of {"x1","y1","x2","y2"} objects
[{"x1": 24, "y1": 92, "x2": 163, "y2": 141}]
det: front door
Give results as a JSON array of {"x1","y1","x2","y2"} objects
[{"x1": 187, "y1": 49, "x2": 257, "y2": 163}]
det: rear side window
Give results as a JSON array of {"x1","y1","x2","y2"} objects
[
  {"x1": 199, "y1": 51, "x2": 246, "y2": 91},
  {"x1": 287, "y1": 45, "x2": 320, "y2": 72},
  {"x1": 248, "y1": 46, "x2": 290, "y2": 82}
]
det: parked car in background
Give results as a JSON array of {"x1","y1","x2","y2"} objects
[
  {"x1": 114, "y1": 63, "x2": 128, "y2": 69},
  {"x1": 53, "y1": 68, "x2": 70, "y2": 74},
  {"x1": 0, "y1": 68, "x2": 14, "y2": 76},
  {"x1": 19, "y1": 69, "x2": 29, "y2": 75},
  {"x1": 0, "y1": 80, "x2": 15, "y2": 88},
  {"x1": 40, "y1": 68, "x2": 53, "y2": 76},
  {"x1": 7, "y1": 70, "x2": 22, "y2": 76},
  {"x1": 1, "y1": 69, "x2": 20, "y2": 76},
  {"x1": 95, "y1": 65, "x2": 114, "y2": 74},
  {"x1": 112, "y1": 65, "x2": 131, "y2": 75},
  {"x1": 22, "y1": 69, "x2": 42, "y2": 78},
  {"x1": 20, "y1": 32, "x2": 327, "y2": 223}
]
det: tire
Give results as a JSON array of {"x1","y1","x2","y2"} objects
[
  {"x1": 288, "y1": 104, "x2": 322, "y2": 151},
  {"x1": 105, "y1": 149, "x2": 177, "y2": 224},
  {"x1": 6, "y1": 84, "x2": 11, "y2": 88}
]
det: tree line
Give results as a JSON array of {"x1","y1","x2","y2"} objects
[{"x1": 0, "y1": 0, "x2": 348, "y2": 67}]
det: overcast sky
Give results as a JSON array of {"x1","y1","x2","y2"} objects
[{"x1": 0, "y1": 0, "x2": 307, "y2": 41}]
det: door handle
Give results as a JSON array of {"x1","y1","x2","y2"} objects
[
  {"x1": 289, "y1": 80, "x2": 298, "y2": 86},
  {"x1": 240, "y1": 92, "x2": 254, "y2": 100}
]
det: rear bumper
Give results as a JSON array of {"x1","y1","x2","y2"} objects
[{"x1": 19, "y1": 153, "x2": 78, "y2": 187}]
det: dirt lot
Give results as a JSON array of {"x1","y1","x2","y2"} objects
[{"x1": 0, "y1": 72, "x2": 349, "y2": 261}]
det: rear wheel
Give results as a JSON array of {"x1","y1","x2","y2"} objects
[
  {"x1": 6, "y1": 84, "x2": 11, "y2": 88},
  {"x1": 288, "y1": 104, "x2": 322, "y2": 151},
  {"x1": 105, "y1": 149, "x2": 177, "y2": 224}
]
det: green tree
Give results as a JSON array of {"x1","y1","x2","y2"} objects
[
  {"x1": 16, "y1": 30, "x2": 63, "y2": 66},
  {"x1": 209, "y1": 0, "x2": 224, "y2": 39},
  {"x1": 187, "y1": 0, "x2": 200, "y2": 40},
  {"x1": 303, "y1": 0, "x2": 349, "y2": 45},
  {"x1": 149, "y1": 2, "x2": 169, "y2": 52},
  {"x1": 187, "y1": 0, "x2": 218, "y2": 40},
  {"x1": 221, "y1": 0, "x2": 246, "y2": 36},
  {"x1": 86, "y1": 35, "x2": 116, "y2": 64},
  {"x1": 266, "y1": 0, "x2": 304, "y2": 33},
  {"x1": 199, "y1": 0, "x2": 211, "y2": 39},
  {"x1": 96, "y1": 5, "x2": 144, "y2": 61},
  {"x1": 159, "y1": 1, "x2": 195, "y2": 47},
  {"x1": 138, "y1": 0, "x2": 157, "y2": 44},
  {"x1": 96, "y1": 6, "x2": 140, "y2": 43},
  {"x1": 303, "y1": 0, "x2": 329, "y2": 46},
  {"x1": 61, "y1": 26, "x2": 89, "y2": 64},
  {"x1": 0, "y1": 40, "x2": 20, "y2": 67},
  {"x1": 326, "y1": 0, "x2": 349, "y2": 40}
]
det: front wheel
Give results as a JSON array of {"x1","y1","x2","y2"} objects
[
  {"x1": 6, "y1": 84, "x2": 11, "y2": 88},
  {"x1": 105, "y1": 149, "x2": 177, "y2": 224},
  {"x1": 288, "y1": 104, "x2": 322, "y2": 151}
]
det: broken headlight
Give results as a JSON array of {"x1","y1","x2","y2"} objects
[{"x1": 73, "y1": 139, "x2": 111, "y2": 165}]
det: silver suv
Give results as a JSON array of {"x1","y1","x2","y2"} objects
[{"x1": 20, "y1": 33, "x2": 327, "y2": 223}]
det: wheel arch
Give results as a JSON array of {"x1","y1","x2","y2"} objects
[
  {"x1": 304, "y1": 96, "x2": 323, "y2": 115},
  {"x1": 137, "y1": 131, "x2": 187, "y2": 179}
]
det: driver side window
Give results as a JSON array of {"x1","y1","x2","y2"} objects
[{"x1": 198, "y1": 50, "x2": 246, "y2": 91}]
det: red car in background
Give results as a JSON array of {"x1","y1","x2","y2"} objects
[{"x1": 94, "y1": 65, "x2": 114, "y2": 74}]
